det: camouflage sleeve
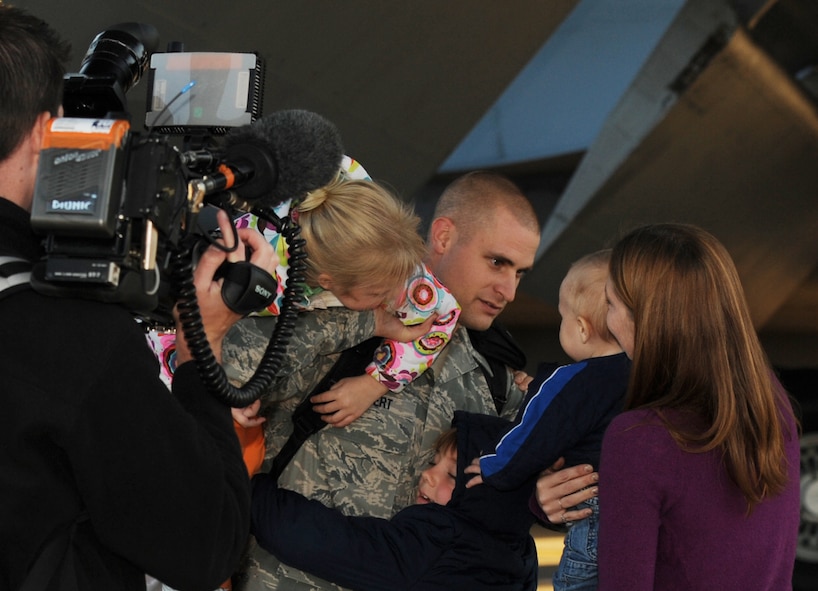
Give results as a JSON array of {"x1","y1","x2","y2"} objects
[
  {"x1": 221, "y1": 307, "x2": 377, "y2": 396},
  {"x1": 499, "y1": 365, "x2": 525, "y2": 420}
]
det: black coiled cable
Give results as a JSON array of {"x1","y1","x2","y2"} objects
[{"x1": 172, "y1": 212, "x2": 305, "y2": 407}]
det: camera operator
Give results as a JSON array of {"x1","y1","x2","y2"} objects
[{"x1": 0, "y1": 6, "x2": 276, "y2": 590}]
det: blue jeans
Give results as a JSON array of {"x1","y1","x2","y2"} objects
[{"x1": 552, "y1": 496, "x2": 598, "y2": 591}]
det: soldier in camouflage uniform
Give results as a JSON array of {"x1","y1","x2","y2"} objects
[{"x1": 222, "y1": 171, "x2": 542, "y2": 591}]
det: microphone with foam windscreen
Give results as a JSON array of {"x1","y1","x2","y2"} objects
[
  {"x1": 176, "y1": 110, "x2": 344, "y2": 406},
  {"x1": 196, "y1": 109, "x2": 344, "y2": 208}
]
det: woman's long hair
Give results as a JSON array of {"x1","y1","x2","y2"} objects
[{"x1": 608, "y1": 223, "x2": 797, "y2": 512}]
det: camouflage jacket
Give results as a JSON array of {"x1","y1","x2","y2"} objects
[{"x1": 222, "y1": 308, "x2": 525, "y2": 591}]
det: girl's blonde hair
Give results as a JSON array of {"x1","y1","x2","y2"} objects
[{"x1": 296, "y1": 174, "x2": 426, "y2": 295}]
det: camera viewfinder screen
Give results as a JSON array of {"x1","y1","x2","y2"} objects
[{"x1": 145, "y1": 52, "x2": 261, "y2": 131}]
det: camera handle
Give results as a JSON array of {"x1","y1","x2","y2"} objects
[
  {"x1": 214, "y1": 260, "x2": 279, "y2": 316},
  {"x1": 173, "y1": 211, "x2": 305, "y2": 407}
]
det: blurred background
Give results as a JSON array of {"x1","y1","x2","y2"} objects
[{"x1": 18, "y1": 0, "x2": 818, "y2": 587}]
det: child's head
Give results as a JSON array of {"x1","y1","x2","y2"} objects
[
  {"x1": 296, "y1": 174, "x2": 427, "y2": 311},
  {"x1": 416, "y1": 428, "x2": 457, "y2": 506},
  {"x1": 558, "y1": 249, "x2": 619, "y2": 361}
]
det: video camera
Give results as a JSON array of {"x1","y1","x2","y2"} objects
[{"x1": 29, "y1": 23, "x2": 344, "y2": 405}]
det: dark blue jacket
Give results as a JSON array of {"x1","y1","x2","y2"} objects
[
  {"x1": 251, "y1": 411, "x2": 538, "y2": 590},
  {"x1": 481, "y1": 353, "x2": 631, "y2": 490}
]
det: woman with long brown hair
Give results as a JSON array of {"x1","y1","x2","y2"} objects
[{"x1": 598, "y1": 223, "x2": 800, "y2": 590}]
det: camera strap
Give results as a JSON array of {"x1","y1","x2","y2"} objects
[
  {"x1": 269, "y1": 336, "x2": 382, "y2": 480},
  {"x1": 0, "y1": 256, "x2": 33, "y2": 300},
  {"x1": 1, "y1": 257, "x2": 85, "y2": 590}
]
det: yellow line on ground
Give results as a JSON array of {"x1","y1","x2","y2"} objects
[{"x1": 532, "y1": 525, "x2": 565, "y2": 566}]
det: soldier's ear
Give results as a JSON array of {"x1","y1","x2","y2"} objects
[{"x1": 429, "y1": 217, "x2": 455, "y2": 255}]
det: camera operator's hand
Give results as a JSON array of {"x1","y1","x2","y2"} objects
[{"x1": 175, "y1": 210, "x2": 277, "y2": 364}]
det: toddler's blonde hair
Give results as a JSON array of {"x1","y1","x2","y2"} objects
[
  {"x1": 563, "y1": 249, "x2": 613, "y2": 343},
  {"x1": 296, "y1": 174, "x2": 426, "y2": 295}
]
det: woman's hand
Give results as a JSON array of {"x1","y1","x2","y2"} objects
[{"x1": 535, "y1": 458, "x2": 598, "y2": 525}]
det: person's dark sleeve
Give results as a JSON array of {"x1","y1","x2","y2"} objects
[
  {"x1": 251, "y1": 473, "x2": 453, "y2": 591},
  {"x1": 68, "y1": 314, "x2": 250, "y2": 591},
  {"x1": 480, "y1": 362, "x2": 589, "y2": 489}
]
